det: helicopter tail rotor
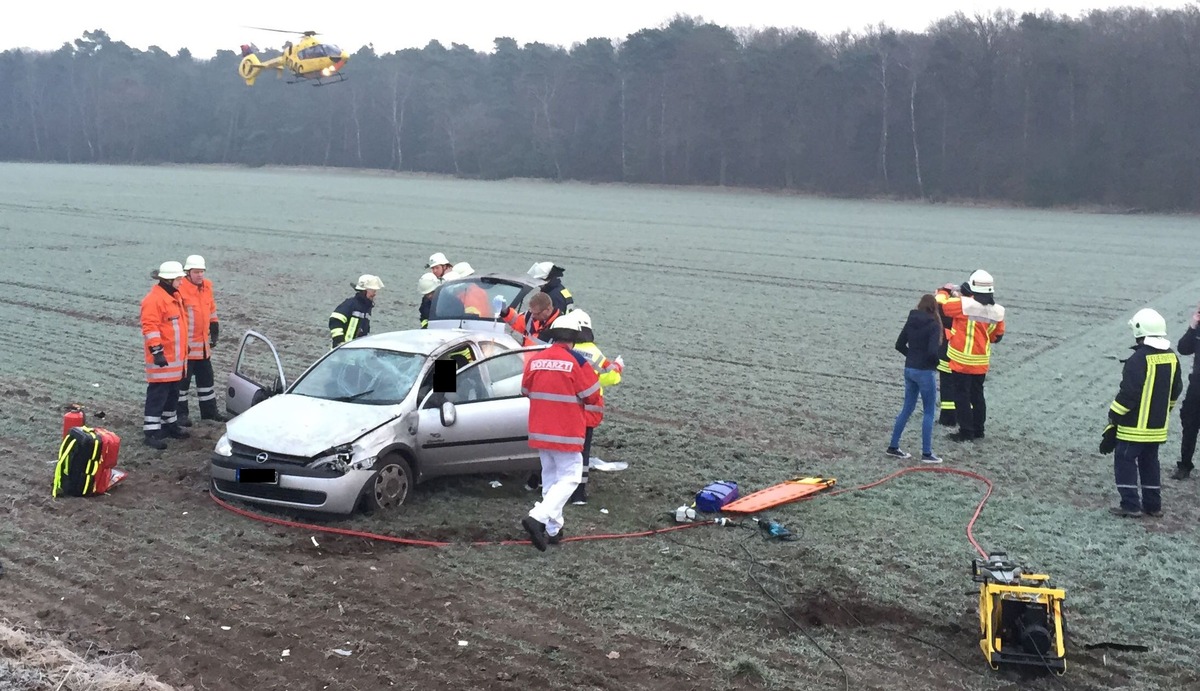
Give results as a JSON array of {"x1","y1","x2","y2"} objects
[{"x1": 238, "y1": 53, "x2": 264, "y2": 86}]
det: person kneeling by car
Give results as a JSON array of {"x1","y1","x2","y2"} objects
[{"x1": 519, "y1": 312, "x2": 604, "y2": 551}]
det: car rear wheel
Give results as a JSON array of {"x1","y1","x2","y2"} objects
[{"x1": 363, "y1": 455, "x2": 413, "y2": 513}]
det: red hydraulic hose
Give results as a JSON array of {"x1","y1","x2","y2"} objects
[
  {"x1": 208, "y1": 491, "x2": 715, "y2": 547},
  {"x1": 209, "y1": 465, "x2": 996, "y2": 556},
  {"x1": 784, "y1": 466, "x2": 994, "y2": 558}
]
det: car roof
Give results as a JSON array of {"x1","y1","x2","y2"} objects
[{"x1": 341, "y1": 328, "x2": 502, "y2": 355}]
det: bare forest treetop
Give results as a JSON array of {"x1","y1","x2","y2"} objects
[{"x1": 2, "y1": 8, "x2": 1200, "y2": 211}]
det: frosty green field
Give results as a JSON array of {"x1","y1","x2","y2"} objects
[{"x1": 1, "y1": 161, "x2": 1199, "y2": 690}]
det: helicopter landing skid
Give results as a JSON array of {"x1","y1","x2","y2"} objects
[{"x1": 288, "y1": 73, "x2": 348, "y2": 87}]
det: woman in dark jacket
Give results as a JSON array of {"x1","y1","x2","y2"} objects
[{"x1": 887, "y1": 294, "x2": 944, "y2": 463}]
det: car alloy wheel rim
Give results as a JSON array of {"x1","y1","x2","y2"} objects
[{"x1": 374, "y1": 465, "x2": 408, "y2": 509}]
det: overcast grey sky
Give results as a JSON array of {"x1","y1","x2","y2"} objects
[{"x1": 5, "y1": 1, "x2": 1194, "y2": 57}]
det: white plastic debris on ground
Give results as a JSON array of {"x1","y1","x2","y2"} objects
[{"x1": 590, "y1": 457, "x2": 628, "y2": 472}]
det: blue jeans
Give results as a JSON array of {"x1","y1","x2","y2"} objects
[{"x1": 890, "y1": 368, "x2": 937, "y2": 455}]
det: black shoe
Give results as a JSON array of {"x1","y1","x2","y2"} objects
[
  {"x1": 548, "y1": 529, "x2": 565, "y2": 545},
  {"x1": 1145, "y1": 509, "x2": 1164, "y2": 518},
  {"x1": 202, "y1": 411, "x2": 230, "y2": 423},
  {"x1": 947, "y1": 431, "x2": 976, "y2": 443},
  {"x1": 176, "y1": 416, "x2": 193, "y2": 428},
  {"x1": 143, "y1": 432, "x2": 168, "y2": 450},
  {"x1": 1109, "y1": 506, "x2": 1142, "y2": 518},
  {"x1": 523, "y1": 472, "x2": 542, "y2": 492},
  {"x1": 569, "y1": 485, "x2": 588, "y2": 505},
  {"x1": 1172, "y1": 467, "x2": 1192, "y2": 481},
  {"x1": 521, "y1": 516, "x2": 548, "y2": 552},
  {"x1": 164, "y1": 424, "x2": 190, "y2": 439}
]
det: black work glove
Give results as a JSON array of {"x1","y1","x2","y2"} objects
[
  {"x1": 499, "y1": 306, "x2": 511, "y2": 320},
  {"x1": 150, "y1": 345, "x2": 168, "y2": 368},
  {"x1": 209, "y1": 322, "x2": 220, "y2": 347},
  {"x1": 1099, "y1": 424, "x2": 1117, "y2": 455}
]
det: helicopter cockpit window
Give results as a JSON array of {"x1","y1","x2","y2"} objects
[{"x1": 298, "y1": 45, "x2": 325, "y2": 60}]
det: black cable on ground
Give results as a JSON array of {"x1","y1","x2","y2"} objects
[
  {"x1": 826, "y1": 597, "x2": 974, "y2": 672},
  {"x1": 739, "y1": 542, "x2": 850, "y2": 691}
]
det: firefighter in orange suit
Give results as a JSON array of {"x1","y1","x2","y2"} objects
[
  {"x1": 140, "y1": 261, "x2": 191, "y2": 450},
  {"x1": 444, "y1": 262, "x2": 493, "y2": 317},
  {"x1": 940, "y1": 270, "x2": 1006, "y2": 442},
  {"x1": 933, "y1": 283, "x2": 958, "y2": 426},
  {"x1": 177, "y1": 255, "x2": 228, "y2": 426}
]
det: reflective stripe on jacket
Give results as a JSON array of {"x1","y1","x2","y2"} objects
[
  {"x1": 178, "y1": 277, "x2": 218, "y2": 360},
  {"x1": 521, "y1": 342, "x2": 604, "y2": 452},
  {"x1": 1109, "y1": 344, "x2": 1183, "y2": 443},
  {"x1": 330, "y1": 292, "x2": 373, "y2": 347},
  {"x1": 541, "y1": 279, "x2": 574, "y2": 314},
  {"x1": 141, "y1": 283, "x2": 188, "y2": 383},
  {"x1": 934, "y1": 288, "x2": 954, "y2": 373},
  {"x1": 419, "y1": 295, "x2": 432, "y2": 329},
  {"x1": 939, "y1": 295, "x2": 1005, "y2": 375},
  {"x1": 573, "y1": 341, "x2": 620, "y2": 429}
]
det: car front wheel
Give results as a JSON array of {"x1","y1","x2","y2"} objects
[{"x1": 363, "y1": 455, "x2": 413, "y2": 513}]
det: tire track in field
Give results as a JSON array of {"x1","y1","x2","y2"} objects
[
  {"x1": 0, "y1": 279, "x2": 147, "y2": 307},
  {"x1": 0, "y1": 201, "x2": 1110, "y2": 314},
  {"x1": 0, "y1": 295, "x2": 131, "y2": 327}
]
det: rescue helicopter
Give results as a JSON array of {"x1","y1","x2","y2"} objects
[{"x1": 237, "y1": 27, "x2": 349, "y2": 87}]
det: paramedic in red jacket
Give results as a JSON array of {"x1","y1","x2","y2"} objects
[{"x1": 519, "y1": 312, "x2": 604, "y2": 551}]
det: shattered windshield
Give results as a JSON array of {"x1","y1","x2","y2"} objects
[{"x1": 290, "y1": 348, "x2": 423, "y2": 405}]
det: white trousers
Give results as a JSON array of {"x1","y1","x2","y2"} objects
[{"x1": 528, "y1": 449, "x2": 583, "y2": 536}]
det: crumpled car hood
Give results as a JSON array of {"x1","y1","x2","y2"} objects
[{"x1": 225, "y1": 394, "x2": 404, "y2": 457}]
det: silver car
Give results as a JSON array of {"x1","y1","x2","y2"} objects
[
  {"x1": 423, "y1": 271, "x2": 547, "y2": 334},
  {"x1": 209, "y1": 325, "x2": 550, "y2": 516}
]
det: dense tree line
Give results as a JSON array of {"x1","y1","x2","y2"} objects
[{"x1": 3, "y1": 8, "x2": 1200, "y2": 210}]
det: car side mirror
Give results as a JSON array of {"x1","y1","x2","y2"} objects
[
  {"x1": 440, "y1": 401, "x2": 457, "y2": 427},
  {"x1": 270, "y1": 375, "x2": 285, "y2": 396}
]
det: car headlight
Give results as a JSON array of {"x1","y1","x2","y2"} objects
[
  {"x1": 349, "y1": 456, "x2": 377, "y2": 471},
  {"x1": 214, "y1": 434, "x2": 233, "y2": 457}
]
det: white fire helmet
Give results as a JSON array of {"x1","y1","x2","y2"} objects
[
  {"x1": 549, "y1": 311, "x2": 584, "y2": 332},
  {"x1": 571, "y1": 309, "x2": 592, "y2": 331},
  {"x1": 356, "y1": 274, "x2": 385, "y2": 291},
  {"x1": 426, "y1": 252, "x2": 451, "y2": 269},
  {"x1": 1129, "y1": 308, "x2": 1167, "y2": 339},
  {"x1": 183, "y1": 255, "x2": 206, "y2": 271},
  {"x1": 527, "y1": 261, "x2": 555, "y2": 280},
  {"x1": 967, "y1": 270, "x2": 995, "y2": 294},
  {"x1": 417, "y1": 272, "x2": 441, "y2": 295},
  {"x1": 157, "y1": 261, "x2": 185, "y2": 280},
  {"x1": 448, "y1": 262, "x2": 475, "y2": 279}
]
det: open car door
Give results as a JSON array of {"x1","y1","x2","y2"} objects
[
  {"x1": 415, "y1": 345, "x2": 549, "y2": 476},
  {"x1": 225, "y1": 330, "x2": 287, "y2": 417}
]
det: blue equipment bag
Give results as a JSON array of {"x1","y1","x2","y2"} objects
[{"x1": 695, "y1": 481, "x2": 739, "y2": 513}]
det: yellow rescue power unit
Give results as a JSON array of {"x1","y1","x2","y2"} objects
[{"x1": 971, "y1": 552, "x2": 1066, "y2": 675}]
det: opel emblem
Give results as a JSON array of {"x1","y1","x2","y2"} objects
[{"x1": 256, "y1": 452, "x2": 269, "y2": 464}]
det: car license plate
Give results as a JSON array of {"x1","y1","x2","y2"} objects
[{"x1": 236, "y1": 468, "x2": 278, "y2": 484}]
